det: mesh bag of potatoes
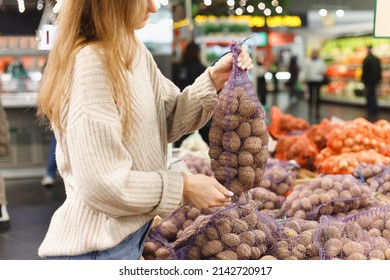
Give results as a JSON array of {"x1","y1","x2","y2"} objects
[
  {"x1": 281, "y1": 174, "x2": 371, "y2": 220},
  {"x1": 313, "y1": 216, "x2": 390, "y2": 260},
  {"x1": 341, "y1": 204, "x2": 390, "y2": 240},
  {"x1": 352, "y1": 163, "x2": 386, "y2": 184},
  {"x1": 208, "y1": 42, "x2": 268, "y2": 198},
  {"x1": 258, "y1": 158, "x2": 298, "y2": 196},
  {"x1": 238, "y1": 187, "x2": 284, "y2": 211},
  {"x1": 273, "y1": 218, "x2": 320, "y2": 260},
  {"x1": 173, "y1": 201, "x2": 282, "y2": 260},
  {"x1": 182, "y1": 153, "x2": 213, "y2": 177},
  {"x1": 143, "y1": 203, "x2": 222, "y2": 260},
  {"x1": 143, "y1": 233, "x2": 174, "y2": 260}
]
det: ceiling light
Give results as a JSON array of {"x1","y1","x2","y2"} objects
[
  {"x1": 336, "y1": 9, "x2": 345, "y2": 17},
  {"x1": 319, "y1": 9, "x2": 327, "y2": 17}
]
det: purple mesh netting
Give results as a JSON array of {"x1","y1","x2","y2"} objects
[
  {"x1": 208, "y1": 41, "x2": 268, "y2": 198},
  {"x1": 341, "y1": 204, "x2": 390, "y2": 240},
  {"x1": 313, "y1": 215, "x2": 390, "y2": 260},
  {"x1": 281, "y1": 174, "x2": 372, "y2": 221},
  {"x1": 272, "y1": 218, "x2": 320, "y2": 260},
  {"x1": 259, "y1": 158, "x2": 298, "y2": 196},
  {"x1": 173, "y1": 201, "x2": 282, "y2": 260}
]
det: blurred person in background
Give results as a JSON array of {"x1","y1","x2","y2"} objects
[
  {"x1": 41, "y1": 135, "x2": 57, "y2": 188},
  {"x1": 303, "y1": 48, "x2": 327, "y2": 120},
  {"x1": 285, "y1": 55, "x2": 301, "y2": 102},
  {"x1": 36, "y1": 0, "x2": 253, "y2": 260},
  {"x1": 361, "y1": 45, "x2": 382, "y2": 122},
  {"x1": 0, "y1": 100, "x2": 11, "y2": 231},
  {"x1": 256, "y1": 55, "x2": 268, "y2": 106},
  {"x1": 173, "y1": 41, "x2": 209, "y2": 147}
]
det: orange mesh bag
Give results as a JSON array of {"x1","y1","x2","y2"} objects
[
  {"x1": 268, "y1": 106, "x2": 310, "y2": 139},
  {"x1": 274, "y1": 134, "x2": 319, "y2": 171},
  {"x1": 304, "y1": 118, "x2": 339, "y2": 150},
  {"x1": 209, "y1": 42, "x2": 268, "y2": 197},
  {"x1": 326, "y1": 118, "x2": 390, "y2": 156}
]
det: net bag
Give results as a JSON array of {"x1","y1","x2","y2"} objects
[
  {"x1": 208, "y1": 41, "x2": 268, "y2": 197},
  {"x1": 273, "y1": 218, "x2": 320, "y2": 260},
  {"x1": 173, "y1": 201, "x2": 281, "y2": 260},
  {"x1": 313, "y1": 216, "x2": 390, "y2": 260},
  {"x1": 281, "y1": 174, "x2": 371, "y2": 220}
]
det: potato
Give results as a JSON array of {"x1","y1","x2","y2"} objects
[
  {"x1": 236, "y1": 243, "x2": 252, "y2": 260},
  {"x1": 209, "y1": 126, "x2": 224, "y2": 146},
  {"x1": 216, "y1": 250, "x2": 238, "y2": 260},
  {"x1": 251, "y1": 247, "x2": 262, "y2": 259},
  {"x1": 243, "y1": 137, "x2": 262, "y2": 154},
  {"x1": 347, "y1": 253, "x2": 367, "y2": 260},
  {"x1": 385, "y1": 248, "x2": 390, "y2": 260},
  {"x1": 238, "y1": 151, "x2": 254, "y2": 166},
  {"x1": 325, "y1": 238, "x2": 343, "y2": 258},
  {"x1": 143, "y1": 241, "x2": 158, "y2": 255},
  {"x1": 216, "y1": 218, "x2": 232, "y2": 235},
  {"x1": 291, "y1": 244, "x2": 306, "y2": 260},
  {"x1": 230, "y1": 179, "x2": 244, "y2": 196},
  {"x1": 239, "y1": 232, "x2": 256, "y2": 246},
  {"x1": 342, "y1": 241, "x2": 365, "y2": 256},
  {"x1": 369, "y1": 250, "x2": 385, "y2": 260},
  {"x1": 155, "y1": 247, "x2": 170, "y2": 259},
  {"x1": 242, "y1": 213, "x2": 258, "y2": 226},
  {"x1": 205, "y1": 227, "x2": 219, "y2": 240},
  {"x1": 260, "y1": 255, "x2": 277, "y2": 260},
  {"x1": 202, "y1": 240, "x2": 224, "y2": 257},
  {"x1": 186, "y1": 207, "x2": 201, "y2": 220},
  {"x1": 239, "y1": 100, "x2": 257, "y2": 117},
  {"x1": 194, "y1": 233, "x2": 208, "y2": 248},
  {"x1": 222, "y1": 131, "x2": 241, "y2": 152},
  {"x1": 277, "y1": 247, "x2": 291, "y2": 259},
  {"x1": 322, "y1": 225, "x2": 342, "y2": 239},
  {"x1": 187, "y1": 246, "x2": 202, "y2": 260},
  {"x1": 238, "y1": 166, "x2": 255, "y2": 187},
  {"x1": 159, "y1": 220, "x2": 178, "y2": 240},
  {"x1": 236, "y1": 122, "x2": 251, "y2": 138}
]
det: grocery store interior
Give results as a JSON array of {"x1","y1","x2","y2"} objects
[{"x1": 1, "y1": 0, "x2": 390, "y2": 260}]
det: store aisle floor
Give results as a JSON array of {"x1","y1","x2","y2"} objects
[
  {"x1": 0, "y1": 178, "x2": 65, "y2": 260},
  {"x1": 1, "y1": 92, "x2": 390, "y2": 260}
]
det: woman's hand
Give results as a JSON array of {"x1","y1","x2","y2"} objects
[
  {"x1": 209, "y1": 45, "x2": 254, "y2": 91},
  {"x1": 183, "y1": 174, "x2": 234, "y2": 209}
]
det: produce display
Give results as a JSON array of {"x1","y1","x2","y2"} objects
[
  {"x1": 143, "y1": 107, "x2": 390, "y2": 261},
  {"x1": 173, "y1": 202, "x2": 281, "y2": 260},
  {"x1": 208, "y1": 42, "x2": 268, "y2": 197},
  {"x1": 281, "y1": 174, "x2": 371, "y2": 220},
  {"x1": 267, "y1": 106, "x2": 310, "y2": 139},
  {"x1": 182, "y1": 153, "x2": 213, "y2": 177},
  {"x1": 314, "y1": 216, "x2": 390, "y2": 260},
  {"x1": 257, "y1": 158, "x2": 298, "y2": 196}
]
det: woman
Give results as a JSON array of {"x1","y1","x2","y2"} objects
[{"x1": 37, "y1": 0, "x2": 253, "y2": 260}]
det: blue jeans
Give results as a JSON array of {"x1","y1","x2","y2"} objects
[
  {"x1": 47, "y1": 220, "x2": 152, "y2": 260},
  {"x1": 47, "y1": 136, "x2": 57, "y2": 178}
]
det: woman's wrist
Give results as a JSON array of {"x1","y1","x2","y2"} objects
[{"x1": 209, "y1": 67, "x2": 225, "y2": 92}]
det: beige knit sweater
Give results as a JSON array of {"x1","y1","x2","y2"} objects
[{"x1": 38, "y1": 44, "x2": 218, "y2": 257}]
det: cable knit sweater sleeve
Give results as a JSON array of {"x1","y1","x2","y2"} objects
[
  {"x1": 65, "y1": 46, "x2": 184, "y2": 218},
  {"x1": 143, "y1": 46, "x2": 218, "y2": 143}
]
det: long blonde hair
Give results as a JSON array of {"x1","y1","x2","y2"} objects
[{"x1": 37, "y1": 0, "x2": 147, "y2": 133}]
